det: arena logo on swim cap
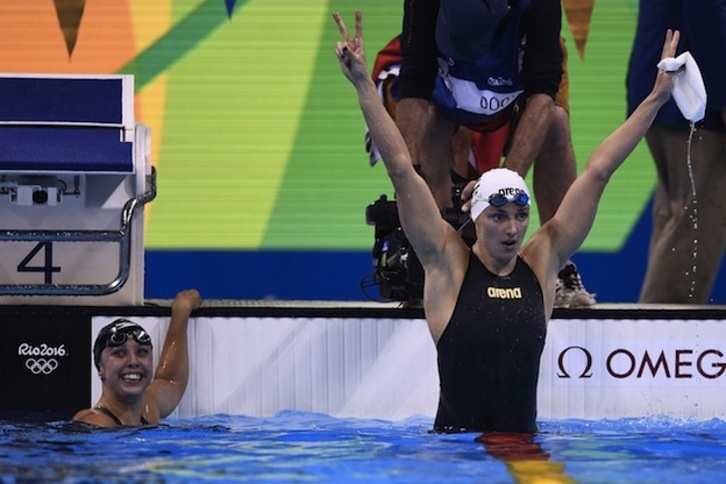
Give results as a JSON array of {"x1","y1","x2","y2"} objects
[
  {"x1": 470, "y1": 168, "x2": 530, "y2": 221},
  {"x1": 498, "y1": 187, "x2": 525, "y2": 197}
]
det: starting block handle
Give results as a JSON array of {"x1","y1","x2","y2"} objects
[{"x1": 0, "y1": 168, "x2": 156, "y2": 296}]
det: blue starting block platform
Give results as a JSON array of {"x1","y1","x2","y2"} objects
[{"x1": 0, "y1": 74, "x2": 155, "y2": 305}]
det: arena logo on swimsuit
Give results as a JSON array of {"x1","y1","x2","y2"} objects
[{"x1": 487, "y1": 286, "x2": 522, "y2": 299}]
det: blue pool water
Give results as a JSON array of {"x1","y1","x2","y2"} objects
[{"x1": 2, "y1": 412, "x2": 726, "y2": 483}]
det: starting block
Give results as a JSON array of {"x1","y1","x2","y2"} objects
[{"x1": 0, "y1": 74, "x2": 155, "y2": 305}]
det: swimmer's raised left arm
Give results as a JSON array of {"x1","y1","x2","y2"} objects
[{"x1": 535, "y1": 29, "x2": 680, "y2": 269}]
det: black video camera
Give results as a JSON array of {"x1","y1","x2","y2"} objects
[
  {"x1": 365, "y1": 195, "x2": 424, "y2": 302},
  {"x1": 441, "y1": 182, "x2": 471, "y2": 230},
  {"x1": 363, "y1": 182, "x2": 470, "y2": 302}
]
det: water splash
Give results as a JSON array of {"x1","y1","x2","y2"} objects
[{"x1": 685, "y1": 121, "x2": 698, "y2": 299}]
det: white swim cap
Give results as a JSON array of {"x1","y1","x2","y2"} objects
[{"x1": 470, "y1": 168, "x2": 531, "y2": 222}]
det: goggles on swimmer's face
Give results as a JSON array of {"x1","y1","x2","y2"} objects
[{"x1": 487, "y1": 191, "x2": 530, "y2": 208}]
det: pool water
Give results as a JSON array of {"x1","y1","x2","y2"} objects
[{"x1": 2, "y1": 412, "x2": 726, "y2": 483}]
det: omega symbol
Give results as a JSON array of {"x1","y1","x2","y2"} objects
[{"x1": 557, "y1": 346, "x2": 593, "y2": 378}]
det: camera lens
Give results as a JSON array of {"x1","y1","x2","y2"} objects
[{"x1": 32, "y1": 189, "x2": 48, "y2": 205}]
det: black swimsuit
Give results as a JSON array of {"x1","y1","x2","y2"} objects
[
  {"x1": 94, "y1": 406, "x2": 150, "y2": 426},
  {"x1": 434, "y1": 253, "x2": 546, "y2": 433}
]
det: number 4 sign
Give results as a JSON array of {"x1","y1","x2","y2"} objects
[{"x1": 0, "y1": 74, "x2": 153, "y2": 306}]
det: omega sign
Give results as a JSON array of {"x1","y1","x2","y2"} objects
[
  {"x1": 557, "y1": 346, "x2": 726, "y2": 380},
  {"x1": 18, "y1": 342, "x2": 67, "y2": 375}
]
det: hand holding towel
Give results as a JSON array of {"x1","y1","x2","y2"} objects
[{"x1": 657, "y1": 52, "x2": 707, "y2": 122}]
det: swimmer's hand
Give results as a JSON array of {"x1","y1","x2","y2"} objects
[
  {"x1": 651, "y1": 29, "x2": 681, "y2": 103},
  {"x1": 172, "y1": 289, "x2": 202, "y2": 317},
  {"x1": 332, "y1": 11, "x2": 369, "y2": 86}
]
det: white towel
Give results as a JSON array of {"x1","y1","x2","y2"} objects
[{"x1": 657, "y1": 52, "x2": 707, "y2": 122}]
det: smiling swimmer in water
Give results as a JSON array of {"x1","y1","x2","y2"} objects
[{"x1": 73, "y1": 289, "x2": 201, "y2": 427}]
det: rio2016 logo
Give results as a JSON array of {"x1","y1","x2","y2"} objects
[{"x1": 18, "y1": 343, "x2": 67, "y2": 375}]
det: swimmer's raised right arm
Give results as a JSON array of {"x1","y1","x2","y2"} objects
[{"x1": 332, "y1": 10, "x2": 457, "y2": 267}]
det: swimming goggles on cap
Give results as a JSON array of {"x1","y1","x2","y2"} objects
[
  {"x1": 106, "y1": 320, "x2": 151, "y2": 347},
  {"x1": 93, "y1": 319, "x2": 153, "y2": 370},
  {"x1": 488, "y1": 191, "x2": 530, "y2": 207}
]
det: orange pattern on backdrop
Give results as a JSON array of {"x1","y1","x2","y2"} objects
[
  {"x1": 562, "y1": 0, "x2": 595, "y2": 60},
  {"x1": 0, "y1": 1, "x2": 135, "y2": 74},
  {"x1": 54, "y1": 0, "x2": 86, "y2": 57},
  {"x1": 0, "y1": 0, "x2": 142, "y2": 124}
]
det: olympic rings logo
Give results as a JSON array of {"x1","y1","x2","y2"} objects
[{"x1": 25, "y1": 358, "x2": 59, "y2": 375}]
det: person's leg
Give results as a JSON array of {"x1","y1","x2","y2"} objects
[
  {"x1": 640, "y1": 125, "x2": 726, "y2": 303},
  {"x1": 419, "y1": 105, "x2": 458, "y2": 209},
  {"x1": 539, "y1": 37, "x2": 595, "y2": 307},
  {"x1": 639, "y1": 126, "x2": 673, "y2": 301},
  {"x1": 534, "y1": 107, "x2": 596, "y2": 307},
  {"x1": 534, "y1": 36, "x2": 577, "y2": 223},
  {"x1": 451, "y1": 125, "x2": 475, "y2": 180},
  {"x1": 532, "y1": 106, "x2": 577, "y2": 224}
]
